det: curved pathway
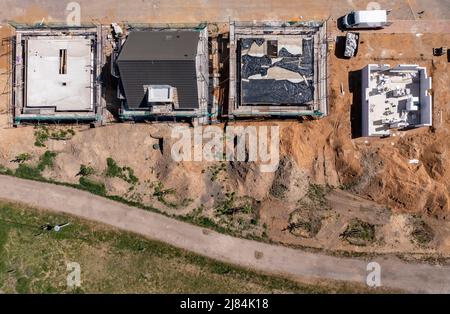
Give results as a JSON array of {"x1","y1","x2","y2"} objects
[{"x1": 1, "y1": 175, "x2": 449, "y2": 293}]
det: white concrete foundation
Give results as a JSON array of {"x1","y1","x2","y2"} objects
[{"x1": 26, "y1": 38, "x2": 93, "y2": 111}]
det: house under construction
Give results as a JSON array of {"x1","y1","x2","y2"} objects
[
  {"x1": 361, "y1": 64, "x2": 433, "y2": 137},
  {"x1": 227, "y1": 21, "x2": 328, "y2": 118},
  {"x1": 112, "y1": 24, "x2": 210, "y2": 125},
  {"x1": 228, "y1": 22, "x2": 328, "y2": 117},
  {"x1": 11, "y1": 24, "x2": 103, "y2": 125}
]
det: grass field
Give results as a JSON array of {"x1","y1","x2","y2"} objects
[{"x1": 0, "y1": 201, "x2": 376, "y2": 294}]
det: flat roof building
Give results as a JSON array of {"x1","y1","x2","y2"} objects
[
  {"x1": 11, "y1": 24, "x2": 102, "y2": 125},
  {"x1": 361, "y1": 64, "x2": 432, "y2": 137},
  {"x1": 114, "y1": 25, "x2": 209, "y2": 124},
  {"x1": 228, "y1": 21, "x2": 328, "y2": 118}
]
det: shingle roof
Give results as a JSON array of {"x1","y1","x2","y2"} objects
[
  {"x1": 117, "y1": 31, "x2": 199, "y2": 61},
  {"x1": 117, "y1": 31, "x2": 200, "y2": 110}
]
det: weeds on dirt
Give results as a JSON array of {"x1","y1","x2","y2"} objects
[
  {"x1": 74, "y1": 164, "x2": 105, "y2": 195},
  {"x1": 105, "y1": 158, "x2": 138, "y2": 185},
  {"x1": 14, "y1": 151, "x2": 57, "y2": 180},
  {"x1": 287, "y1": 184, "x2": 331, "y2": 238},
  {"x1": 152, "y1": 181, "x2": 177, "y2": 208},
  {"x1": 338, "y1": 179, "x2": 360, "y2": 191},
  {"x1": 34, "y1": 127, "x2": 49, "y2": 147},
  {"x1": 305, "y1": 184, "x2": 332, "y2": 208},
  {"x1": 76, "y1": 164, "x2": 95, "y2": 177},
  {"x1": 152, "y1": 181, "x2": 192, "y2": 209},
  {"x1": 214, "y1": 192, "x2": 263, "y2": 238},
  {"x1": 215, "y1": 193, "x2": 257, "y2": 217},
  {"x1": 215, "y1": 192, "x2": 237, "y2": 215},
  {"x1": 287, "y1": 210, "x2": 323, "y2": 238},
  {"x1": 181, "y1": 205, "x2": 230, "y2": 234},
  {"x1": 0, "y1": 165, "x2": 13, "y2": 175},
  {"x1": 410, "y1": 216, "x2": 434, "y2": 246},
  {"x1": 50, "y1": 128, "x2": 75, "y2": 140},
  {"x1": 11, "y1": 153, "x2": 32, "y2": 164},
  {"x1": 208, "y1": 163, "x2": 227, "y2": 182},
  {"x1": 78, "y1": 177, "x2": 107, "y2": 195},
  {"x1": 14, "y1": 164, "x2": 42, "y2": 180},
  {"x1": 295, "y1": 184, "x2": 331, "y2": 212},
  {"x1": 34, "y1": 126, "x2": 75, "y2": 147},
  {"x1": 37, "y1": 151, "x2": 57, "y2": 171},
  {"x1": 180, "y1": 198, "x2": 194, "y2": 207},
  {"x1": 340, "y1": 218, "x2": 376, "y2": 246}
]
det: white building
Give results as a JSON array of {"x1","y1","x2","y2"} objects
[{"x1": 361, "y1": 64, "x2": 432, "y2": 137}]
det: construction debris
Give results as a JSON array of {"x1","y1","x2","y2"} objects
[
  {"x1": 433, "y1": 46, "x2": 447, "y2": 56},
  {"x1": 111, "y1": 22, "x2": 123, "y2": 38},
  {"x1": 344, "y1": 32, "x2": 359, "y2": 58}
]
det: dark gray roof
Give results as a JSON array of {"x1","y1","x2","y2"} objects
[
  {"x1": 117, "y1": 31, "x2": 200, "y2": 110},
  {"x1": 117, "y1": 31, "x2": 199, "y2": 61}
]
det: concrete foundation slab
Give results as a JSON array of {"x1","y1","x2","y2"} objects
[{"x1": 26, "y1": 38, "x2": 93, "y2": 111}]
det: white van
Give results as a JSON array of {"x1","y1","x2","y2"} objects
[{"x1": 342, "y1": 10, "x2": 388, "y2": 29}]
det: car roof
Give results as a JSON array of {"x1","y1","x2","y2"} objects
[{"x1": 353, "y1": 10, "x2": 387, "y2": 23}]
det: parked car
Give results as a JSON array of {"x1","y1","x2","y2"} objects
[{"x1": 340, "y1": 10, "x2": 389, "y2": 29}]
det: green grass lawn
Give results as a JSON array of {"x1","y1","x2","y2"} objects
[{"x1": 0, "y1": 201, "x2": 375, "y2": 294}]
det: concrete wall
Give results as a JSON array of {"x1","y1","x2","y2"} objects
[
  {"x1": 361, "y1": 65, "x2": 371, "y2": 137},
  {"x1": 419, "y1": 67, "x2": 433, "y2": 126}
]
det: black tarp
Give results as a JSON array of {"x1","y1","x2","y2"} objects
[
  {"x1": 240, "y1": 38, "x2": 314, "y2": 79},
  {"x1": 242, "y1": 79, "x2": 314, "y2": 105},
  {"x1": 240, "y1": 55, "x2": 272, "y2": 78},
  {"x1": 239, "y1": 37, "x2": 315, "y2": 105},
  {"x1": 240, "y1": 38, "x2": 265, "y2": 50}
]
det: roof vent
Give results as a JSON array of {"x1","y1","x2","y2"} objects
[{"x1": 146, "y1": 85, "x2": 173, "y2": 103}]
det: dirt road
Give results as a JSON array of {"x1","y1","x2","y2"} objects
[
  {"x1": 1, "y1": 175, "x2": 450, "y2": 293},
  {"x1": 2, "y1": 0, "x2": 450, "y2": 23}
]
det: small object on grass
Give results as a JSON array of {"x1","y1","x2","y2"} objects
[
  {"x1": 54, "y1": 222, "x2": 70, "y2": 232},
  {"x1": 40, "y1": 222, "x2": 70, "y2": 232},
  {"x1": 41, "y1": 223, "x2": 53, "y2": 231}
]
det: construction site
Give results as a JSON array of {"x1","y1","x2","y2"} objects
[
  {"x1": 6, "y1": 20, "x2": 329, "y2": 125},
  {"x1": 361, "y1": 63, "x2": 432, "y2": 136},
  {"x1": 227, "y1": 21, "x2": 328, "y2": 118},
  {"x1": 10, "y1": 24, "x2": 103, "y2": 125},
  {"x1": 1, "y1": 0, "x2": 450, "y2": 263},
  {"x1": 111, "y1": 23, "x2": 211, "y2": 124}
]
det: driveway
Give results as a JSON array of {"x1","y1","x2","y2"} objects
[{"x1": 1, "y1": 175, "x2": 450, "y2": 293}]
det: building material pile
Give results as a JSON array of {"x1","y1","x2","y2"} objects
[{"x1": 344, "y1": 32, "x2": 359, "y2": 58}]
